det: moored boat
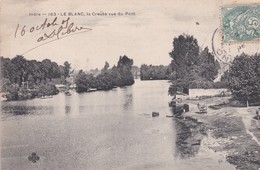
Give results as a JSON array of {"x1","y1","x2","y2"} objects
[
  {"x1": 88, "y1": 88, "x2": 97, "y2": 92},
  {"x1": 65, "y1": 91, "x2": 72, "y2": 96},
  {"x1": 1, "y1": 93, "x2": 7, "y2": 101}
]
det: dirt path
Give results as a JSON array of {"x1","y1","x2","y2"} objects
[
  {"x1": 183, "y1": 97, "x2": 260, "y2": 170},
  {"x1": 234, "y1": 107, "x2": 260, "y2": 146}
]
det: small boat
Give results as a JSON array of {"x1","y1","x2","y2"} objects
[
  {"x1": 65, "y1": 91, "x2": 72, "y2": 96},
  {"x1": 41, "y1": 95, "x2": 53, "y2": 99},
  {"x1": 88, "y1": 88, "x2": 97, "y2": 92},
  {"x1": 0, "y1": 93, "x2": 7, "y2": 102},
  {"x1": 1, "y1": 94, "x2": 7, "y2": 101},
  {"x1": 197, "y1": 103, "x2": 207, "y2": 113},
  {"x1": 152, "y1": 112, "x2": 159, "y2": 117}
]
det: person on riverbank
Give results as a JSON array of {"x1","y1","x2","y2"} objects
[{"x1": 256, "y1": 107, "x2": 260, "y2": 120}]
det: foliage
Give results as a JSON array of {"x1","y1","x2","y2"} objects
[
  {"x1": 116, "y1": 56, "x2": 134, "y2": 86},
  {"x1": 0, "y1": 55, "x2": 65, "y2": 101},
  {"x1": 63, "y1": 61, "x2": 71, "y2": 78},
  {"x1": 169, "y1": 34, "x2": 199, "y2": 80},
  {"x1": 38, "y1": 83, "x2": 59, "y2": 96},
  {"x1": 75, "y1": 70, "x2": 96, "y2": 93},
  {"x1": 226, "y1": 53, "x2": 260, "y2": 102},
  {"x1": 75, "y1": 55, "x2": 134, "y2": 93},
  {"x1": 101, "y1": 61, "x2": 110, "y2": 73},
  {"x1": 5, "y1": 84, "x2": 19, "y2": 100},
  {"x1": 2, "y1": 82, "x2": 58, "y2": 101},
  {"x1": 131, "y1": 66, "x2": 140, "y2": 77},
  {"x1": 196, "y1": 47, "x2": 220, "y2": 82},
  {"x1": 168, "y1": 34, "x2": 220, "y2": 95},
  {"x1": 0, "y1": 55, "x2": 66, "y2": 87},
  {"x1": 140, "y1": 64, "x2": 172, "y2": 80}
]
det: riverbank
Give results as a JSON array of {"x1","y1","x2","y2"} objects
[
  {"x1": 2, "y1": 83, "x2": 59, "y2": 101},
  {"x1": 178, "y1": 96, "x2": 260, "y2": 170}
]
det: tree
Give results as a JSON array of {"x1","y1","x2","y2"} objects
[
  {"x1": 169, "y1": 34, "x2": 199, "y2": 80},
  {"x1": 140, "y1": 64, "x2": 171, "y2": 80},
  {"x1": 27, "y1": 60, "x2": 41, "y2": 84},
  {"x1": 117, "y1": 55, "x2": 134, "y2": 86},
  {"x1": 117, "y1": 55, "x2": 133, "y2": 68},
  {"x1": 101, "y1": 61, "x2": 110, "y2": 73},
  {"x1": 0, "y1": 78, "x2": 12, "y2": 92},
  {"x1": 168, "y1": 35, "x2": 220, "y2": 93},
  {"x1": 168, "y1": 35, "x2": 199, "y2": 96},
  {"x1": 1, "y1": 56, "x2": 64, "y2": 86},
  {"x1": 63, "y1": 61, "x2": 71, "y2": 78},
  {"x1": 0, "y1": 57, "x2": 15, "y2": 82},
  {"x1": 41, "y1": 59, "x2": 53, "y2": 81},
  {"x1": 197, "y1": 47, "x2": 219, "y2": 81},
  {"x1": 228, "y1": 53, "x2": 260, "y2": 104},
  {"x1": 74, "y1": 55, "x2": 135, "y2": 92},
  {"x1": 75, "y1": 70, "x2": 90, "y2": 92},
  {"x1": 51, "y1": 62, "x2": 61, "y2": 79},
  {"x1": 10, "y1": 55, "x2": 28, "y2": 86},
  {"x1": 0, "y1": 56, "x2": 66, "y2": 100}
]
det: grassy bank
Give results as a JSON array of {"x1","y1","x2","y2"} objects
[
  {"x1": 3, "y1": 83, "x2": 59, "y2": 101},
  {"x1": 176, "y1": 96, "x2": 260, "y2": 170},
  {"x1": 174, "y1": 116, "x2": 207, "y2": 158}
]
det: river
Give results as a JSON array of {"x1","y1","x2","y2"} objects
[{"x1": 1, "y1": 80, "x2": 234, "y2": 170}]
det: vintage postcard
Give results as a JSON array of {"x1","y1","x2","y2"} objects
[{"x1": 1, "y1": 0, "x2": 260, "y2": 169}]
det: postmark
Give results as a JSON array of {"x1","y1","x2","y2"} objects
[{"x1": 221, "y1": 4, "x2": 260, "y2": 43}]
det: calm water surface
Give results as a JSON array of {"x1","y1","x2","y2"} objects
[{"x1": 1, "y1": 80, "x2": 234, "y2": 170}]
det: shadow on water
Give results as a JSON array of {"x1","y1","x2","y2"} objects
[
  {"x1": 121, "y1": 86, "x2": 133, "y2": 111},
  {"x1": 1, "y1": 105, "x2": 54, "y2": 117},
  {"x1": 65, "y1": 106, "x2": 70, "y2": 114},
  {"x1": 171, "y1": 104, "x2": 207, "y2": 159}
]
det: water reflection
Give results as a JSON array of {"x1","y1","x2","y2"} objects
[
  {"x1": 70, "y1": 91, "x2": 80, "y2": 116},
  {"x1": 1, "y1": 81, "x2": 236, "y2": 169},
  {"x1": 1, "y1": 105, "x2": 54, "y2": 118},
  {"x1": 168, "y1": 98, "x2": 206, "y2": 159},
  {"x1": 173, "y1": 114, "x2": 206, "y2": 159},
  {"x1": 53, "y1": 92, "x2": 66, "y2": 116},
  {"x1": 65, "y1": 106, "x2": 70, "y2": 114},
  {"x1": 1, "y1": 80, "x2": 176, "y2": 169},
  {"x1": 121, "y1": 86, "x2": 133, "y2": 111},
  {"x1": 170, "y1": 101, "x2": 189, "y2": 116}
]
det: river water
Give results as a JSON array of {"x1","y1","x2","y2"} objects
[{"x1": 1, "y1": 80, "x2": 234, "y2": 170}]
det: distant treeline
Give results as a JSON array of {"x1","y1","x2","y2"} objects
[
  {"x1": 0, "y1": 55, "x2": 71, "y2": 100},
  {"x1": 140, "y1": 64, "x2": 172, "y2": 80},
  {"x1": 75, "y1": 55, "x2": 134, "y2": 93},
  {"x1": 131, "y1": 66, "x2": 140, "y2": 78}
]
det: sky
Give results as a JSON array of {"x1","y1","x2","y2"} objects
[{"x1": 0, "y1": 0, "x2": 259, "y2": 70}]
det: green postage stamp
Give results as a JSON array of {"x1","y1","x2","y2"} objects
[{"x1": 221, "y1": 4, "x2": 260, "y2": 43}]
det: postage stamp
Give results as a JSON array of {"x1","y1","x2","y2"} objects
[{"x1": 221, "y1": 4, "x2": 260, "y2": 43}]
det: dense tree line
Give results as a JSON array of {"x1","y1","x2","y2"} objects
[
  {"x1": 0, "y1": 55, "x2": 71, "y2": 100},
  {"x1": 1, "y1": 55, "x2": 70, "y2": 87},
  {"x1": 75, "y1": 55, "x2": 134, "y2": 93},
  {"x1": 168, "y1": 34, "x2": 220, "y2": 95},
  {"x1": 131, "y1": 66, "x2": 140, "y2": 78},
  {"x1": 221, "y1": 53, "x2": 260, "y2": 104},
  {"x1": 140, "y1": 64, "x2": 172, "y2": 80}
]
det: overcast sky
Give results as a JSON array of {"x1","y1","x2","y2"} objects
[{"x1": 0, "y1": 0, "x2": 259, "y2": 69}]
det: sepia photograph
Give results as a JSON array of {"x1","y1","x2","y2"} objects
[{"x1": 0, "y1": 0, "x2": 260, "y2": 169}]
